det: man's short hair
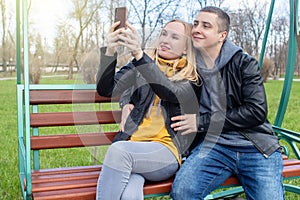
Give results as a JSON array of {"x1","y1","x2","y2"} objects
[{"x1": 200, "y1": 6, "x2": 230, "y2": 33}]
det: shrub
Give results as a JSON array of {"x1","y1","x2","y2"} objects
[
  {"x1": 29, "y1": 55, "x2": 42, "y2": 84},
  {"x1": 81, "y1": 48, "x2": 100, "y2": 84},
  {"x1": 257, "y1": 56, "x2": 274, "y2": 82}
]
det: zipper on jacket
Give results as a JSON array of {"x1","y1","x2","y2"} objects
[{"x1": 239, "y1": 132, "x2": 269, "y2": 158}]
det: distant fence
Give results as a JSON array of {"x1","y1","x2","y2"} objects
[
  {"x1": 0, "y1": 63, "x2": 16, "y2": 72},
  {"x1": 44, "y1": 64, "x2": 79, "y2": 73},
  {"x1": 0, "y1": 63, "x2": 78, "y2": 73}
]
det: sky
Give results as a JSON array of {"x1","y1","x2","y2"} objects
[
  {"x1": 30, "y1": 0, "x2": 70, "y2": 32},
  {"x1": 6, "y1": 0, "x2": 70, "y2": 45}
]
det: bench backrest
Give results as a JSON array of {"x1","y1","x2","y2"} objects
[{"x1": 28, "y1": 87, "x2": 121, "y2": 164}]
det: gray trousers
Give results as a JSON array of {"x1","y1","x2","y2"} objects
[{"x1": 96, "y1": 141, "x2": 178, "y2": 200}]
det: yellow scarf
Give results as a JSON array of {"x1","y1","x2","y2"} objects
[
  {"x1": 156, "y1": 56, "x2": 187, "y2": 77},
  {"x1": 130, "y1": 54, "x2": 186, "y2": 164}
]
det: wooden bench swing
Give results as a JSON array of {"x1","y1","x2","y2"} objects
[
  {"x1": 17, "y1": 86, "x2": 300, "y2": 200},
  {"x1": 17, "y1": 0, "x2": 300, "y2": 199}
]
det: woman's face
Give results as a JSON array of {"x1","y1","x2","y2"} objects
[{"x1": 157, "y1": 22, "x2": 187, "y2": 60}]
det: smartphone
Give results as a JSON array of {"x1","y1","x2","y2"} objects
[{"x1": 114, "y1": 7, "x2": 127, "y2": 30}]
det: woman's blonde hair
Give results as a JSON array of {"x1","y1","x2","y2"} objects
[{"x1": 145, "y1": 19, "x2": 198, "y2": 83}]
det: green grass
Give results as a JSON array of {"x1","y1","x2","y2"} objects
[
  {"x1": 264, "y1": 80, "x2": 300, "y2": 130},
  {"x1": 0, "y1": 78, "x2": 299, "y2": 200}
]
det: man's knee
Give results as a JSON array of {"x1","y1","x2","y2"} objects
[
  {"x1": 171, "y1": 179, "x2": 192, "y2": 199},
  {"x1": 170, "y1": 181, "x2": 182, "y2": 199}
]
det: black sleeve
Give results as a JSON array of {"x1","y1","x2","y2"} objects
[
  {"x1": 223, "y1": 54, "x2": 268, "y2": 131},
  {"x1": 96, "y1": 47, "x2": 137, "y2": 97},
  {"x1": 96, "y1": 47, "x2": 117, "y2": 97},
  {"x1": 119, "y1": 88, "x2": 133, "y2": 108}
]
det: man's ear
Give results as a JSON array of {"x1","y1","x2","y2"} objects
[
  {"x1": 219, "y1": 31, "x2": 227, "y2": 42},
  {"x1": 182, "y1": 45, "x2": 187, "y2": 55}
]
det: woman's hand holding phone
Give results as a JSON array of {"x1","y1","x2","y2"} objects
[
  {"x1": 118, "y1": 22, "x2": 143, "y2": 60},
  {"x1": 106, "y1": 8, "x2": 143, "y2": 60},
  {"x1": 105, "y1": 22, "x2": 124, "y2": 56}
]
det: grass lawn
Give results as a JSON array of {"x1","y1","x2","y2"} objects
[{"x1": 0, "y1": 77, "x2": 299, "y2": 200}]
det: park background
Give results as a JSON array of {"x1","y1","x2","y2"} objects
[{"x1": 0, "y1": 0, "x2": 300, "y2": 199}]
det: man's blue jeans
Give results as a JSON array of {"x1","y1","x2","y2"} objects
[{"x1": 171, "y1": 142, "x2": 284, "y2": 200}]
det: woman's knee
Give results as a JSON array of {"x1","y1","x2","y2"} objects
[{"x1": 103, "y1": 141, "x2": 132, "y2": 169}]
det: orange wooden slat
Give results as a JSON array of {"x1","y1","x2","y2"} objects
[
  {"x1": 33, "y1": 187, "x2": 96, "y2": 200},
  {"x1": 32, "y1": 178, "x2": 97, "y2": 193},
  {"x1": 221, "y1": 176, "x2": 240, "y2": 186},
  {"x1": 32, "y1": 171, "x2": 100, "y2": 184},
  {"x1": 31, "y1": 132, "x2": 116, "y2": 150},
  {"x1": 30, "y1": 90, "x2": 118, "y2": 104},
  {"x1": 282, "y1": 164, "x2": 300, "y2": 178},
  {"x1": 30, "y1": 110, "x2": 121, "y2": 127},
  {"x1": 32, "y1": 165, "x2": 101, "y2": 176},
  {"x1": 283, "y1": 159, "x2": 300, "y2": 166}
]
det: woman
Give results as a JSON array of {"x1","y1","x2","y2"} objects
[{"x1": 96, "y1": 19, "x2": 201, "y2": 200}]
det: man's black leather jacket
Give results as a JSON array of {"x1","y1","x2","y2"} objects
[
  {"x1": 195, "y1": 50, "x2": 280, "y2": 157},
  {"x1": 96, "y1": 48, "x2": 202, "y2": 158}
]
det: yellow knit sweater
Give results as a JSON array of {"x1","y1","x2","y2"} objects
[{"x1": 129, "y1": 56, "x2": 187, "y2": 164}]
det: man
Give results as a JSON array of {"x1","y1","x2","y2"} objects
[{"x1": 170, "y1": 6, "x2": 284, "y2": 200}]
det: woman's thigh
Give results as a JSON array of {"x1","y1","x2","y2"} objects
[{"x1": 104, "y1": 141, "x2": 178, "y2": 181}]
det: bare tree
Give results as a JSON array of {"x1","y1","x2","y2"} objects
[
  {"x1": 269, "y1": 16, "x2": 289, "y2": 79},
  {"x1": 81, "y1": 47, "x2": 99, "y2": 84},
  {"x1": 93, "y1": 0, "x2": 125, "y2": 47},
  {"x1": 242, "y1": 0, "x2": 267, "y2": 55},
  {"x1": 67, "y1": 0, "x2": 104, "y2": 79},
  {"x1": 6, "y1": 0, "x2": 291, "y2": 82},
  {"x1": 53, "y1": 22, "x2": 74, "y2": 72},
  {"x1": 183, "y1": 0, "x2": 202, "y2": 22},
  {"x1": 229, "y1": 0, "x2": 267, "y2": 56},
  {"x1": 29, "y1": 34, "x2": 44, "y2": 84},
  {"x1": 174, "y1": 0, "x2": 227, "y2": 31},
  {"x1": 211, "y1": 0, "x2": 225, "y2": 7},
  {"x1": 195, "y1": 0, "x2": 226, "y2": 7},
  {"x1": 90, "y1": 9, "x2": 102, "y2": 48},
  {"x1": 1, "y1": 0, "x2": 7, "y2": 73},
  {"x1": 127, "y1": 0, "x2": 181, "y2": 48}
]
